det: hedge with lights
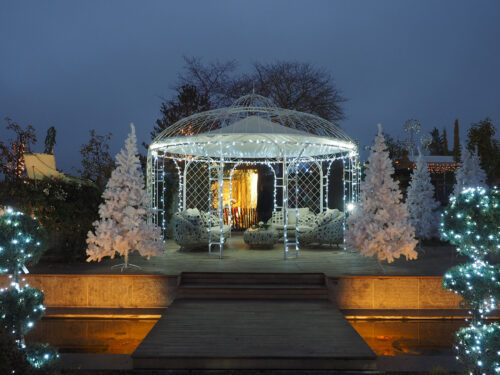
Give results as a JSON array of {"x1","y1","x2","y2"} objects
[
  {"x1": 0, "y1": 207, "x2": 59, "y2": 373},
  {"x1": 0, "y1": 208, "x2": 46, "y2": 273}
]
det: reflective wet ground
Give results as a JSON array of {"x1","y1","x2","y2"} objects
[
  {"x1": 349, "y1": 319, "x2": 466, "y2": 356},
  {"x1": 25, "y1": 318, "x2": 467, "y2": 356}
]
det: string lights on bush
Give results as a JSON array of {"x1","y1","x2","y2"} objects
[
  {"x1": 0, "y1": 207, "x2": 59, "y2": 372},
  {"x1": 440, "y1": 187, "x2": 500, "y2": 374}
]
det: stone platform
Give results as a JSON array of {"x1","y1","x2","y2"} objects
[
  {"x1": 132, "y1": 272, "x2": 376, "y2": 370},
  {"x1": 132, "y1": 299, "x2": 376, "y2": 370}
]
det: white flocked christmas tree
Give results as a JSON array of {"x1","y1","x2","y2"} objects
[
  {"x1": 406, "y1": 151, "x2": 440, "y2": 240},
  {"x1": 453, "y1": 145, "x2": 487, "y2": 196},
  {"x1": 86, "y1": 124, "x2": 163, "y2": 270},
  {"x1": 346, "y1": 124, "x2": 418, "y2": 263}
]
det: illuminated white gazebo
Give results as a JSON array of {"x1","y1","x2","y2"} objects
[{"x1": 147, "y1": 94, "x2": 359, "y2": 259}]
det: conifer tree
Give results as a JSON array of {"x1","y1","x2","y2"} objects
[
  {"x1": 87, "y1": 124, "x2": 163, "y2": 270},
  {"x1": 453, "y1": 119, "x2": 461, "y2": 162},
  {"x1": 453, "y1": 146, "x2": 487, "y2": 196},
  {"x1": 407, "y1": 151, "x2": 440, "y2": 240},
  {"x1": 442, "y1": 128, "x2": 449, "y2": 155},
  {"x1": 346, "y1": 124, "x2": 418, "y2": 263}
]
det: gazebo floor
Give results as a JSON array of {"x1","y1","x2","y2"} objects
[{"x1": 34, "y1": 232, "x2": 464, "y2": 277}]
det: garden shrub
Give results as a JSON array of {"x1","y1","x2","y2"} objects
[{"x1": 0, "y1": 177, "x2": 102, "y2": 262}]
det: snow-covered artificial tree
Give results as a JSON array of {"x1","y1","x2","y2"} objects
[
  {"x1": 454, "y1": 146, "x2": 487, "y2": 196},
  {"x1": 346, "y1": 124, "x2": 418, "y2": 263},
  {"x1": 86, "y1": 124, "x2": 163, "y2": 270},
  {"x1": 406, "y1": 151, "x2": 440, "y2": 240}
]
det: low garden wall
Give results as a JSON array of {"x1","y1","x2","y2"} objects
[
  {"x1": 0, "y1": 274, "x2": 463, "y2": 310},
  {"x1": 328, "y1": 276, "x2": 462, "y2": 310}
]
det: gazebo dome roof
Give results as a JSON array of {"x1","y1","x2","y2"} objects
[{"x1": 149, "y1": 94, "x2": 356, "y2": 159}]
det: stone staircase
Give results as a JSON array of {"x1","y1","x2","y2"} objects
[{"x1": 177, "y1": 272, "x2": 329, "y2": 300}]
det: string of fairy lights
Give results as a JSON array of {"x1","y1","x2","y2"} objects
[
  {"x1": 148, "y1": 150, "x2": 360, "y2": 259},
  {"x1": 0, "y1": 207, "x2": 59, "y2": 371}
]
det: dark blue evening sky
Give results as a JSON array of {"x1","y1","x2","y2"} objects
[{"x1": 1, "y1": 1, "x2": 499, "y2": 172}]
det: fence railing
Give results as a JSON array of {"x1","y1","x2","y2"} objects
[{"x1": 221, "y1": 207, "x2": 259, "y2": 231}]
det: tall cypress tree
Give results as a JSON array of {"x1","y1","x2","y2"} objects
[
  {"x1": 442, "y1": 128, "x2": 449, "y2": 155},
  {"x1": 453, "y1": 119, "x2": 461, "y2": 162}
]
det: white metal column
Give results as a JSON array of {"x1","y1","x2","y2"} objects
[{"x1": 208, "y1": 159, "x2": 226, "y2": 259}]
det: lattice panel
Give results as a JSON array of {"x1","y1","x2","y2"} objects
[
  {"x1": 185, "y1": 162, "x2": 210, "y2": 211},
  {"x1": 290, "y1": 163, "x2": 322, "y2": 214}
]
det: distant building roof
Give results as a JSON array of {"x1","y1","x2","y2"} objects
[
  {"x1": 395, "y1": 154, "x2": 458, "y2": 174},
  {"x1": 410, "y1": 155, "x2": 455, "y2": 163},
  {"x1": 24, "y1": 153, "x2": 63, "y2": 179}
]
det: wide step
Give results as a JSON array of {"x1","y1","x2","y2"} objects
[
  {"x1": 180, "y1": 272, "x2": 325, "y2": 285},
  {"x1": 177, "y1": 272, "x2": 328, "y2": 300}
]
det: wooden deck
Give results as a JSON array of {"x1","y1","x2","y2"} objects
[{"x1": 132, "y1": 273, "x2": 376, "y2": 370}]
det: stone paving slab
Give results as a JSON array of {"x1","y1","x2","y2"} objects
[{"x1": 32, "y1": 233, "x2": 465, "y2": 277}]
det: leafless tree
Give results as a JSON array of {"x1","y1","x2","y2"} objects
[
  {"x1": 176, "y1": 57, "x2": 238, "y2": 109},
  {"x1": 174, "y1": 57, "x2": 346, "y2": 122},
  {"x1": 0, "y1": 117, "x2": 37, "y2": 180},
  {"x1": 79, "y1": 130, "x2": 115, "y2": 188}
]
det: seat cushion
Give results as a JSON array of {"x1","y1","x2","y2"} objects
[{"x1": 184, "y1": 208, "x2": 201, "y2": 225}]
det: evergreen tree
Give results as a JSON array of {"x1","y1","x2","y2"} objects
[
  {"x1": 87, "y1": 124, "x2": 163, "y2": 270},
  {"x1": 151, "y1": 84, "x2": 210, "y2": 140},
  {"x1": 466, "y1": 118, "x2": 500, "y2": 183},
  {"x1": 407, "y1": 151, "x2": 440, "y2": 240},
  {"x1": 442, "y1": 128, "x2": 449, "y2": 155},
  {"x1": 43, "y1": 126, "x2": 56, "y2": 154},
  {"x1": 346, "y1": 124, "x2": 418, "y2": 263},
  {"x1": 429, "y1": 127, "x2": 442, "y2": 155},
  {"x1": 453, "y1": 146, "x2": 487, "y2": 196},
  {"x1": 453, "y1": 119, "x2": 461, "y2": 162}
]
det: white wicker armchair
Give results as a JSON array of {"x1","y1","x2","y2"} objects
[
  {"x1": 266, "y1": 208, "x2": 317, "y2": 238},
  {"x1": 173, "y1": 209, "x2": 230, "y2": 250},
  {"x1": 298, "y1": 209, "x2": 344, "y2": 246}
]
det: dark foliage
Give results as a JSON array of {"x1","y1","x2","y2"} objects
[
  {"x1": 440, "y1": 187, "x2": 499, "y2": 259},
  {"x1": 442, "y1": 128, "x2": 449, "y2": 155},
  {"x1": 429, "y1": 127, "x2": 443, "y2": 155},
  {"x1": 171, "y1": 56, "x2": 346, "y2": 123},
  {"x1": 151, "y1": 84, "x2": 210, "y2": 140},
  {"x1": 466, "y1": 118, "x2": 500, "y2": 183},
  {"x1": 0, "y1": 178, "x2": 102, "y2": 262},
  {"x1": 79, "y1": 130, "x2": 114, "y2": 188},
  {"x1": 453, "y1": 119, "x2": 461, "y2": 162},
  {"x1": 0, "y1": 325, "x2": 30, "y2": 375},
  {"x1": 382, "y1": 132, "x2": 406, "y2": 160},
  {"x1": 0, "y1": 209, "x2": 47, "y2": 271},
  {"x1": 0, "y1": 117, "x2": 37, "y2": 180},
  {"x1": 43, "y1": 127, "x2": 56, "y2": 155},
  {"x1": 0, "y1": 287, "x2": 45, "y2": 339}
]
